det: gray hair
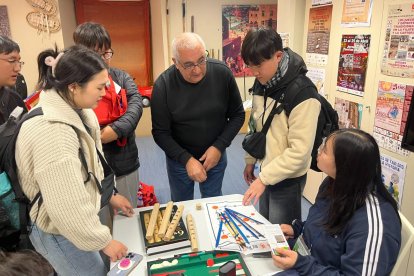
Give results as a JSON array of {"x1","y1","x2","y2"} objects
[{"x1": 172, "y1": 32, "x2": 206, "y2": 60}]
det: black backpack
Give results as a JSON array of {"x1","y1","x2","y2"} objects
[
  {"x1": 282, "y1": 75, "x2": 339, "y2": 172},
  {"x1": 0, "y1": 107, "x2": 43, "y2": 251}
]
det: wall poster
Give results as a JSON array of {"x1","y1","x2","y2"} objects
[
  {"x1": 305, "y1": 5, "x2": 333, "y2": 66},
  {"x1": 0, "y1": 6, "x2": 11, "y2": 37},
  {"x1": 381, "y1": 153, "x2": 407, "y2": 209},
  {"x1": 306, "y1": 67, "x2": 326, "y2": 96},
  {"x1": 279, "y1": 32, "x2": 289, "y2": 48},
  {"x1": 337, "y1": 34, "x2": 371, "y2": 97},
  {"x1": 311, "y1": 0, "x2": 332, "y2": 7},
  {"x1": 381, "y1": 3, "x2": 414, "y2": 78},
  {"x1": 373, "y1": 81, "x2": 412, "y2": 156},
  {"x1": 222, "y1": 5, "x2": 277, "y2": 77},
  {"x1": 334, "y1": 98, "x2": 363, "y2": 129},
  {"x1": 341, "y1": 0, "x2": 373, "y2": 27}
]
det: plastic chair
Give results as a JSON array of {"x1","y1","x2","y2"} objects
[{"x1": 391, "y1": 212, "x2": 414, "y2": 276}]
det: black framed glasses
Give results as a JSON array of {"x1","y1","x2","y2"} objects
[
  {"x1": 0, "y1": 58, "x2": 25, "y2": 68},
  {"x1": 179, "y1": 56, "x2": 208, "y2": 71},
  {"x1": 100, "y1": 50, "x2": 114, "y2": 60}
]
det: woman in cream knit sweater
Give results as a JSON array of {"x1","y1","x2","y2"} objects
[{"x1": 15, "y1": 45, "x2": 134, "y2": 275}]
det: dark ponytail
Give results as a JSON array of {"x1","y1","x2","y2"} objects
[
  {"x1": 36, "y1": 46, "x2": 57, "y2": 90},
  {"x1": 36, "y1": 45, "x2": 108, "y2": 100}
]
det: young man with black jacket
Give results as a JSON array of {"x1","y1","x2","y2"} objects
[
  {"x1": 0, "y1": 35, "x2": 27, "y2": 251},
  {"x1": 0, "y1": 36, "x2": 26, "y2": 125},
  {"x1": 73, "y1": 22, "x2": 143, "y2": 209}
]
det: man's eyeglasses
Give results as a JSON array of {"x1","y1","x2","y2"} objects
[
  {"x1": 0, "y1": 58, "x2": 25, "y2": 68},
  {"x1": 100, "y1": 50, "x2": 114, "y2": 60},
  {"x1": 246, "y1": 64, "x2": 261, "y2": 70},
  {"x1": 179, "y1": 56, "x2": 207, "y2": 71}
]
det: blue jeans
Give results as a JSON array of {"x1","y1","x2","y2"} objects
[
  {"x1": 166, "y1": 151, "x2": 227, "y2": 201},
  {"x1": 259, "y1": 174, "x2": 306, "y2": 224},
  {"x1": 29, "y1": 224, "x2": 107, "y2": 276}
]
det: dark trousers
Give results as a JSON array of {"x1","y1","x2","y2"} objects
[
  {"x1": 166, "y1": 151, "x2": 227, "y2": 201},
  {"x1": 259, "y1": 174, "x2": 307, "y2": 224}
]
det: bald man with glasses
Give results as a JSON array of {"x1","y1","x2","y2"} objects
[{"x1": 151, "y1": 32, "x2": 245, "y2": 201}]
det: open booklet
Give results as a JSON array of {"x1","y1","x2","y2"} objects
[
  {"x1": 262, "y1": 224, "x2": 310, "y2": 256},
  {"x1": 205, "y1": 201, "x2": 310, "y2": 256},
  {"x1": 293, "y1": 235, "x2": 311, "y2": 256},
  {"x1": 205, "y1": 201, "x2": 271, "y2": 255},
  {"x1": 260, "y1": 224, "x2": 290, "y2": 255}
]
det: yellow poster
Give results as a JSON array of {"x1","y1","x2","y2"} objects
[{"x1": 341, "y1": 0, "x2": 373, "y2": 27}]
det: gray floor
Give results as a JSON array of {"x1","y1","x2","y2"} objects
[{"x1": 136, "y1": 134, "x2": 311, "y2": 221}]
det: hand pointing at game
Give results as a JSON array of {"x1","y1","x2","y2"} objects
[{"x1": 242, "y1": 177, "x2": 266, "y2": 205}]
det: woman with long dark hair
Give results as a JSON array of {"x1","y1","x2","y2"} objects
[
  {"x1": 15, "y1": 45, "x2": 134, "y2": 275},
  {"x1": 273, "y1": 129, "x2": 401, "y2": 275}
]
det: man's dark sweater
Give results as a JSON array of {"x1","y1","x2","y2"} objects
[{"x1": 151, "y1": 59, "x2": 245, "y2": 165}]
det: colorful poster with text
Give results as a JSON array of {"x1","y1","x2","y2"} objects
[
  {"x1": 373, "y1": 81, "x2": 412, "y2": 156},
  {"x1": 381, "y1": 3, "x2": 414, "y2": 78},
  {"x1": 337, "y1": 34, "x2": 370, "y2": 97},
  {"x1": 222, "y1": 5, "x2": 277, "y2": 77}
]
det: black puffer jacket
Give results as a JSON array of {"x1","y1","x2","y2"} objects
[{"x1": 102, "y1": 68, "x2": 143, "y2": 176}]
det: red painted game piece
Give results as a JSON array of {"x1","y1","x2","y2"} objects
[
  {"x1": 207, "y1": 258, "x2": 215, "y2": 267},
  {"x1": 215, "y1": 252, "x2": 229, "y2": 258}
]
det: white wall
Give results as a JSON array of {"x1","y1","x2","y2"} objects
[
  {"x1": 150, "y1": 0, "x2": 169, "y2": 79},
  {"x1": 57, "y1": 0, "x2": 77, "y2": 49}
]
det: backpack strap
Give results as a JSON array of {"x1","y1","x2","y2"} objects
[
  {"x1": 78, "y1": 146, "x2": 104, "y2": 193},
  {"x1": 282, "y1": 76, "x2": 335, "y2": 137},
  {"x1": 282, "y1": 75, "x2": 319, "y2": 117},
  {"x1": 261, "y1": 93, "x2": 285, "y2": 134},
  {"x1": 77, "y1": 138, "x2": 114, "y2": 195}
]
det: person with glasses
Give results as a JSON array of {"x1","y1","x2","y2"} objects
[
  {"x1": 241, "y1": 28, "x2": 321, "y2": 225},
  {"x1": 272, "y1": 129, "x2": 401, "y2": 276},
  {"x1": 0, "y1": 35, "x2": 27, "y2": 125},
  {"x1": 151, "y1": 32, "x2": 245, "y2": 201},
  {"x1": 0, "y1": 36, "x2": 28, "y2": 251},
  {"x1": 73, "y1": 22, "x2": 143, "y2": 213}
]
